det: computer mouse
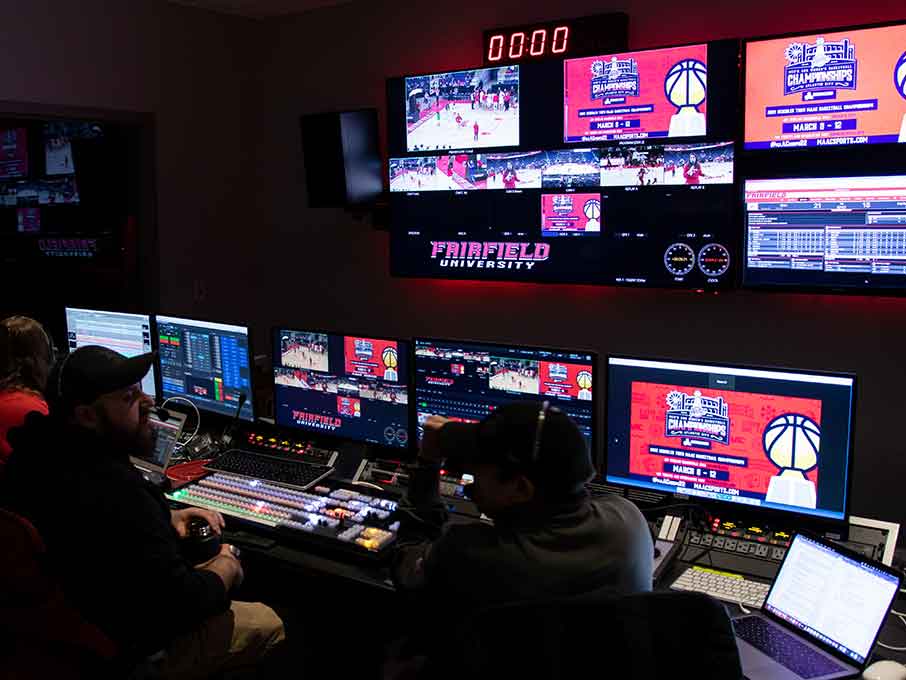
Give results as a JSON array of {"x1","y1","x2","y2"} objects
[
  {"x1": 182, "y1": 518, "x2": 221, "y2": 565},
  {"x1": 863, "y1": 660, "x2": 906, "y2": 680}
]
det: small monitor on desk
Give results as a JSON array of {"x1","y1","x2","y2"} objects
[
  {"x1": 272, "y1": 328, "x2": 410, "y2": 452},
  {"x1": 65, "y1": 307, "x2": 156, "y2": 399},
  {"x1": 155, "y1": 315, "x2": 254, "y2": 421},
  {"x1": 605, "y1": 356, "x2": 856, "y2": 523},
  {"x1": 414, "y1": 337, "x2": 597, "y2": 454}
]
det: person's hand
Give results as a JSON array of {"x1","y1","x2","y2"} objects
[
  {"x1": 197, "y1": 544, "x2": 245, "y2": 590},
  {"x1": 419, "y1": 416, "x2": 450, "y2": 464},
  {"x1": 171, "y1": 507, "x2": 225, "y2": 538}
]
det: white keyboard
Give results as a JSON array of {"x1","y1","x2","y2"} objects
[{"x1": 671, "y1": 566, "x2": 771, "y2": 609}]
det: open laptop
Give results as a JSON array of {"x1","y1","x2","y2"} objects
[
  {"x1": 733, "y1": 532, "x2": 901, "y2": 679},
  {"x1": 131, "y1": 410, "x2": 187, "y2": 477}
]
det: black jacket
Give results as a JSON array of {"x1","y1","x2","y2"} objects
[
  {"x1": 0, "y1": 412, "x2": 228, "y2": 656},
  {"x1": 392, "y1": 463, "x2": 654, "y2": 609}
]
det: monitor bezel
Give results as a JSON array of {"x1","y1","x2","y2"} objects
[
  {"x1": 414, "y1": 335, "x2": 600, "y2": 466},
  {"x1": 604, "y1": 353, "x2": 857, "y2": 529},
  {"x1": 741, "y1": 19, "x2": 906, "y2": 154},
  {"x1": 270, "y1": 325, "x2": 415, "y2": 458},
  {"x1": 154, "y1": 314, "x2": 256, "y2": 423}
]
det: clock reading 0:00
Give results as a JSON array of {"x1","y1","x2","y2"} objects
[
  {"x1": 487, "y1": 26, "x2": 570, "y2": 62},
  {"x1": 697, "y1": 243, "x2": 731, "y2": 277}
]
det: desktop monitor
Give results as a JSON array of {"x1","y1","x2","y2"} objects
[
  {"x1": 743, "y1": 175, "x2": 906, "y2": 292},
  {"x1": 606, "y1": 356, "x2": 856, "y2": 522},
  {"x1": 64, "y1": 307, "x2": 156, "y2": 399},
  {"x1": 272, "y1": 329, "x2": 410, "y2": 451},
  {"x1": 155, "y1": 315, "x2": 254, "y2": 422},
  {"x1": 414, "y1": 338, "x2": 596, "y2": 454}
]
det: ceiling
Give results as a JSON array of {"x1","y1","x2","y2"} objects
[{"x1": 168, "y1": 0, "x2": 354, "y2": 18}]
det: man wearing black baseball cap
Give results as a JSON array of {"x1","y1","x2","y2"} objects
[
  {"x1": 392, "y1": 401, "x2": 653, "y2": 607},
  {"x1": 1, "y1": 346, "x2": 284, "y2": 678}
]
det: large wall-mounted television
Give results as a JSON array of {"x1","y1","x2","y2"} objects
[
  {"x1": 386, "y1": 40, "x2": 740, "y2": 288},
  {"x1": 744, "y1": 22, "x2": 906, "y2": 150}
]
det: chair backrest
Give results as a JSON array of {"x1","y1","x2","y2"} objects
[
  {"x1": 0, "y1": 507, "x2": 118, "y2": 679},
  {"x1": 430, "y1": 590, "x2": 742, "y2": 680}
]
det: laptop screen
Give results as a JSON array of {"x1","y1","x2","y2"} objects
[{"x1": 764, "y1": 534, "x2": 900, "y2": 665}]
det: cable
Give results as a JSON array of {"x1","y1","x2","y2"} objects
[
  {"x1": 877, "y1": 610, "x2": 906, "y2": 651},
  {"x1": 160, "y1": 396, "x2": 201, "y2": 452}
]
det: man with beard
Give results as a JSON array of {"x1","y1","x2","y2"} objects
[{"x1": 0, "y1": 347, "x2": 284, "y2": 678}]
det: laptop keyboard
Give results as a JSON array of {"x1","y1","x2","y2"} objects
[{"x1": 733, "y1": 616, "x2": 846, "y2": 679}]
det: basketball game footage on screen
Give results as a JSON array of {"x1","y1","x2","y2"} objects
[
  {"x1": 387, "y1": 41, "x2": 739, "y2": 287},
  {"x1": 405, "y1": 66, "x2": 520, "y2": 152},
  {"x1": 273, "y1": 330, "x2": 410, "y2": 450},
  {"x1": 607, "y1": 358, "x2": 855, "y2": 521},
  {"x1": 745, "y1": 23, "x2": 906, "y2": 149}
]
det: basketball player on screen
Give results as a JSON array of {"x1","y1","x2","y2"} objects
[
  {"x1": 637, "y1": 166, "x2": 647, "y2": 186},
  {"x1": 474, "y1": 122, "x2": 479, "y2": 142},
  {"x1": 503, "y1": 161, "x2": 519, "y2": 190},
  {"x1": 683, "y1": 153, "x2": 704, "y2": 185}
]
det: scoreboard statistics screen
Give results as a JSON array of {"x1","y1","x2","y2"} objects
[
  {"x1": 743, "y1": 175, "x2": 906, "y2": 292},
  {"x1": 745, "y1": 22, "x2": 906, "y2": 150},
  {"x1": 386, "y1": 40, "x2": 740, "y2": 288}
]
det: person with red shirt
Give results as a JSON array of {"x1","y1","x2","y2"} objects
[
  {"x1": 683, "y1": 153, "x2": 704, "y2": 185},
  {"x1": 0, "y1": 316, "x2": 52, "y2": 467},
  {"x1": 503, "y1": 161, "x2": 519, "y2": 190},
  {"x1": 473, "y1": 121, "x2": 479, "y2": 142}
]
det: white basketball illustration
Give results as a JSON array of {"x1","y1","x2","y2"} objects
[
  {"x1": 583, "y1": 199, "x2": 601, "y2": 219},
  {"x1": 665, "y1": 59, "x2": 708, "y2": 109},
  {"x1": 895, "y1": 51, "x2": 906, "y2": 100},
  {"x1": 763, "y1": 414, "x2": 821, "y2": 472}
]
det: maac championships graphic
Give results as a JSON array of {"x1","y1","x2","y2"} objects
[
  {"x1": 763, "y1": 413, "x2": 821, "y2": 509},
  {"x1": 406, "y1": 66, "x2": 520, "y2": 152},
  {"x1": 745, "y1": 24, "x2": 906, "y2": 148},
  {"x1": 564, "y1": 44, "x2": 709, "y2": 143},
  {"x1": 628, "y1": 382, "x2": 822, "y2": 510},
  {"x1": 344, "y1": 337, "x2": 401, "y2": 381},
  {"x1": 541, "y1": 193, "x2": 602, "y2": 236}
]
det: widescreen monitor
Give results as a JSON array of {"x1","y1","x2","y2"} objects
[
  {"x1": 156, "y1": 315, "x2": 254, "y2": 422},
  {"x1": 606, "y1": 356, "x2": 856, "y2": 522},
  {"x1": 273, "y1": 329, "x2": 410, "y2": 451}
]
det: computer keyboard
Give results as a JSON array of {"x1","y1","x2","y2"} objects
[
  {"x1": 206, "y1": 449, "x2": 332, "y2": 490},
  {"x1": 733, "y1": 616, "x2": 846, "y2": 678},
  {"x1": 671, "y1": 566, "x2": 771, "y2": 609}
]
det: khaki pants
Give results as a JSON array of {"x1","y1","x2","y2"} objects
[{"x1": 160, "y1": 601, "x2": 285, "y2": 680}]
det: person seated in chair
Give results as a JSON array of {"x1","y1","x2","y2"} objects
[
  {"x1": 0, "y1": 316, "x2": 54, "y2": 469},
  {"x1": 0, "y1": 346, "x2": 284, "y2": 679},
  {"x1": 393, "y1": 400, "x2": 653, "y2": 607}
]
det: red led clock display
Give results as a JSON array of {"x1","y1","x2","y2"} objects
[
  {"x1": 483, "y1": 14, "x2": 628, "y2": 65},
  {"x1": 486, "y1": 26, "x2": 571, "y2": 62}
]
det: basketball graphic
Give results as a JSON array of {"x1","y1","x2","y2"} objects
[
  {"x1": 664, "y1": 59, "x2": 708, "y2": 109},
  {"x1": 895, "y1": 51, "x2": 906, "y2": 101},
  {"x1": 382, "y1": 346, "x2": 398, "y2": 369},
  {"x1": 583, "y1": 199, "x2": 601, "y2": 220},
  {"x1": 577, "y1": 371, "x2": 592, "y2": 390},
  {"x1": 763, "y1": 413, "x2": 821, "y2": 472}
]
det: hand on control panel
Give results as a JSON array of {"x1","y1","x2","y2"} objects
[{"x1": 171, "y1": 507, "x2": 225, "y2": 538}]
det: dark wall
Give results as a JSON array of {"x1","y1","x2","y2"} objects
[{"x1": 243, "y1": 0, "x2": 906, "y2": 528}]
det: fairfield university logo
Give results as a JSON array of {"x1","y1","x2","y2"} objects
[
  {"x1": 430, "y1": 241, "x2": 550, "y2": 270},
  {"x1": 292, "y1": 410, "x2": 342, "y2": 431}
]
